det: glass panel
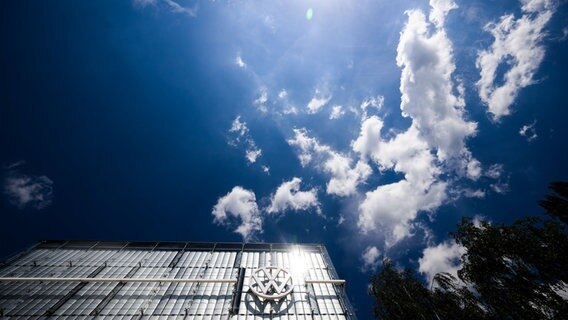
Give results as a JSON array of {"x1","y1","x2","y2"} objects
[{"x1": 0, "y1": 245, "x2": 351, "y2": 318}]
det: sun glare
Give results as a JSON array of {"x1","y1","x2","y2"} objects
[{"x1": 289, "y1": 249, "x2": 308, "y2": 284}]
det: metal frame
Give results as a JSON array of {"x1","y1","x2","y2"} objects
[
  {"x1": 0, "y1": 240, "x2": 356, "y2": 319},
  {"x1": 0, "y1": 277, "x2": 346, "y2": 284},
  {"x1": 320, "y1": 244, "x2": 358, "y2": 320},
  {"x1": 0, "y1": 277, "x2": 235, "y2": 283},
  {"x1": 27, "y1": 240, "x2": 326, "y2": 252}
]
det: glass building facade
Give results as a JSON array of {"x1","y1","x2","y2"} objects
[{"x1": 0, "y1": 241, "x2": 357, "y2": 320}]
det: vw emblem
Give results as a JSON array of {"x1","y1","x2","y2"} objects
[{"x1": 250, "y1": 266, "x2": 293, "y2": 300}]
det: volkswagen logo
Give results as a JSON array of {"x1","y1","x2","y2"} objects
[{"x1": 250, "y1": 266, "x2": 293, "y2": 300}]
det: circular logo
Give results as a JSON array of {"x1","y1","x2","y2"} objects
[{"x1": 250, "y1": 266, "x2": 294, "y2": 300}]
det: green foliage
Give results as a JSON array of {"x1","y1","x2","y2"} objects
[{"x1": 369, "y1": 183, "x2": 568, "y2": 319}]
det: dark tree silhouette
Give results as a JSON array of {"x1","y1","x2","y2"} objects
[
  {"x1": 369, "y1": 261, "x2": 489, "y2": 320},
  {"x1": 539, "y1": 181, "x2": 568, "y2": 224},
  {"x1": 453, "y1": 217, "x2": 568, "y2": 319},
  {"x1": 369, "y1": 261, "x2": 436, "y2": 320},
  {"x1": 369, "y1": 182, "x2": 568, "y2": 320}
]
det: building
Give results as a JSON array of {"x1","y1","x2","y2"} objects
[{"x1": 0, "y1": 241, "x2": 357, "y2": 319}]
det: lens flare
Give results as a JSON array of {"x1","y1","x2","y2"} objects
[{"x1": 306, "y1": 8, "x2": 313, "y2": 20}]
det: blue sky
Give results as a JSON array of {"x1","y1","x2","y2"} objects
[{"x1": 1, "y1": 0, "x2": 567, "y2": 318}]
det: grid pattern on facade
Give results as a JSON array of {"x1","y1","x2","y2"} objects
[
  {"x1": 236, "y1": 250, "x2": 345, "y2": 319},
  {"x1": 0, "y1": 241, "x2": 355, "y2": 320}
]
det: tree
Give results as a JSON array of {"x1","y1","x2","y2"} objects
[
  {"x1": 369, "y1": 261, "x2": 436, "y2": 320},
  {"x1": 453, "y1": 217, "x2": 568, "y2": 319},
  {"x1": 369, "y1": 182, "x2": 568, "y2": 319},
  {"x1": 369, "y1": 261, "x2": 488, "y2": 320},
  {"x1": 539, "y1": 181, "x2": 568, "y2": 224}
]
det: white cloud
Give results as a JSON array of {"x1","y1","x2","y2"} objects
[
  {"x1": 261, "y1": 165, "x2": 270, "y2": 175},
  {"x1": 449, "y1": 185, "x2": 486, "y2": 199},
  {"x1": 359, "y1": 180, "x2": 447, "y2": 245},
  {"x1": 267, "y1": 177, "x2": 320, "y2": 214},
  {"x1": 306, "y1": 90, "x2": 332, "y2": 114},
  {"x1": 491, "y1": 179, "x2": 510, "y2": 194},
  {"x1": 484, "y1": 164, "x2": 509, "y2": 194},
  {"x1": 472, "y1": 214, "x2": 490, "y2": 228},
  {"x1": 3, "y1": 166, "x2": 53, "y2": 210},
  {"x1": 485, "y1": 163, "x2": 504, "y2": 179},
  {"x1": 353, "y1": 119, "x2": 440, "y2": 189},
  {"x1": 419, "y1": 241, "x2": 466, "y2": 286},
  {"x1": 348, "y1": 106, "x2": 360, "y2": 117},
  {"x1": 521, "y1": 0, "x2": 553, "y2": 13},
  {"x1": 463, "y1": 188, "x2": 486, "y2": 198},
  {"x1": 360, "y1": 95, "x2": 384, "y2": 119},
  {"x1": 228, "y1": 116, "x2": 263, "y2": 165},
  {"x1": 287, "y1": 128, "x2": 327, "y2": 167},
  {"x1": 325, "y1": 155, "x2": 372, "y2": 197},
  {"x1": 245, "y1": 146, "x2": 262, "y2": 164},
  {"x1": 283, "y1": 106, "x2": 299, "y2": 115},
  {"x1": 465, "y1": 156, "x2": 482, "y2": 180},
  {"x1": 254, "y1": 89, "x2": 268, "y2": 113},
  {"x1": 476, "y1": 0, "x2": 555, "y2": 120},
  {"x1": 352, "y1": 116, "x2": 383, "y2": 161},
  {"x1": 429, "y1": 0, "x2": 458, "y2": 28},
  {"x1": 329, "y1": 105, "x2": 345, "y2": 120},
  {"x1": 212, "y1": 186, "x2": 262, "y2": 241},
  {"x1": 353, "y1": 0, "x2": 480, "y2": 245},
  {"x1": 519, "y1": 120, "x2": 538, "y2": 142},
  {"x1": 163, "y1": 0, "x2": 197, "y2": 16},
  {"x1": 235, "y1": 54, "x2": 246, "y2": 68},
  {"x1": 360, "y1": 96, "x2": 384, "y2": 111},
  {"x1": 134, "y1": 0, "x2": 197, "y2": 17},
  {"x1": 353, "y1": 123, "x2": 447, "y2": 241},
  {"x1": 288, "y1": 129, "x2": 371, "y2": 196},
  {"x1": 277, "y1": 89, "x2": 299, "y2": 115},
  {"x1": 229, "y1": 116, "x2": 248, "y2": 137},
  {"x1": 361, "y1": 246, "x2": 381, "y2": 271},
  {"x1": 278, "y1": 89, "x2": 288, "y2": 99},
  {"x1": 397, "y1": 3, "x2": 477, "y2": 162}
]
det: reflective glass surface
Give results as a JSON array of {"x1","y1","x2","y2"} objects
[{"x1": 0, "y1": 242, "x2": 354, "y2": 319}]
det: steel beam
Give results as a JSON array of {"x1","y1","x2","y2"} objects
[{"x1": 0, "y1": 277, "x2": 237, "y2": 283}]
